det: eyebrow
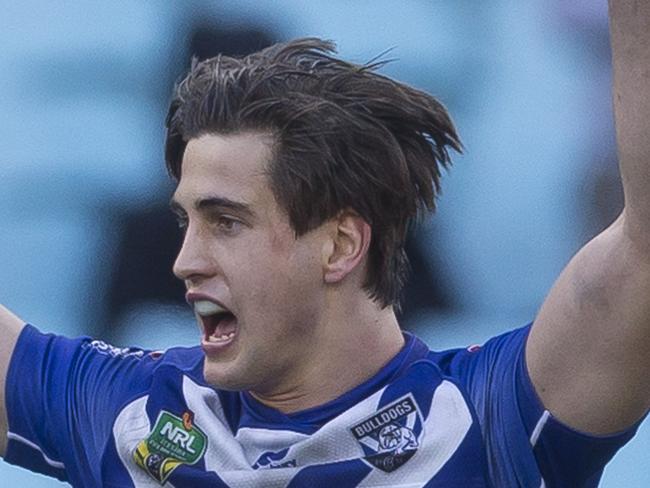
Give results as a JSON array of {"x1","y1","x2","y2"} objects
[{"x1": 169, "y1": 196, "x2": 255, "y2": 219}]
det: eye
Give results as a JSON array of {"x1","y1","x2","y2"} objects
[{"x1": 215, "y1": 216, "x2": 242, "y2": 234}]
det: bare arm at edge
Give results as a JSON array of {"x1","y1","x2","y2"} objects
[
  {"x1": 526, "y1": 0, "x2": 650, "y2": 435},
  {"x1": 0, "y1": 306, "x2": 27, "y2": 457}
]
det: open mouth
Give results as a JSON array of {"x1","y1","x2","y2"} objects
[{"x1": 193, "y1": 300, "x2": 238, "y2": 350}]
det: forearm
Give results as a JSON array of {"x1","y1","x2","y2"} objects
[{"x1": 609, "y1": 0, "x2": 650, "y2": 244}]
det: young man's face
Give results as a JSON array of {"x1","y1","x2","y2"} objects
[{"x1": 171, "y1": 131, "x2": 329, "y2": 393}]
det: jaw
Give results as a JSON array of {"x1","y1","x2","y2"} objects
[
  {"x1": 200, "y1": 324, "x2": 302, "y2": 394},
  {"x1": 202, "y1": 350, "x2": 263, "y2": 392},
  {"x1": 197, "y1": 292, "x2": 332, "y2": 401}
]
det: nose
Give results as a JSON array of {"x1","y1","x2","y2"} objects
[{"x1": 173, "y1": 227, "x2": 216, "y2": 283}]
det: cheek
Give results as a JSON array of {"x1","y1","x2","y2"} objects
[
  {"x1": 251, "y1": 224, "x2": 322, "y2": 281},
  {"x1": 232, "y1": 233, "x2": 324, "y2": 319}
]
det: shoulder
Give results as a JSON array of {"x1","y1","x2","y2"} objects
[
  {"x1": 8, "y1": 324, "x2": 209, "y2": 407},
  {"x1": 53, "y1": 330, "x2": 205, "y2": 378},
  {"x1": 146, "y1": 344, "x2": 205, "y2": 377},
  {"x1": 424, "y1": 324, "x2": 532, "y2": 380},
  {"x1": 419, "y1": 324, "x2": 538, "y2": 438}
]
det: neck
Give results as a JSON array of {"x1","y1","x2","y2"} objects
[{"x1": 249, "y1": 298, "x2": 404, "y2": 414}]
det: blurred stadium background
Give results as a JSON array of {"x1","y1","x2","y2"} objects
[{"x1": 0, "y1": 0, "x2": 647, "y2": 486}]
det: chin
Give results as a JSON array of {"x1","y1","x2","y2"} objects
[{"x1": 203, "y1": 362, "x2": 256, "y2": 392}]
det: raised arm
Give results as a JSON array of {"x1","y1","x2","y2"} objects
[
  {"x1": 609, "y1": 0, "x2": 650, "y2": 234},
  {"x1": 526, "y1": 0, "x2": 650, "y2": 434},
  {"x1": 0, "y1": 306, "x2": 26, "y2": 457}
]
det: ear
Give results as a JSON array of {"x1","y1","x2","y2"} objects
[{"x1": 322, "y1": 210, "x2": 371, "y2": 284}]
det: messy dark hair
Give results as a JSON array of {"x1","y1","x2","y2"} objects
[{"x1": 165, "y1": 37, "x2": 461, "y2": 308}]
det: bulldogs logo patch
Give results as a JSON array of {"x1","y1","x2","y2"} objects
[{"x1": 350, "y1": 394, "x2": 423, "y2": 473}]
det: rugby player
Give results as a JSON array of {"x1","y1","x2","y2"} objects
[{"x1": 0, "y1": 1, "x2": 648, "y2": 486}]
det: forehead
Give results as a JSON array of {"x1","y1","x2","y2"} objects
[{"x1": 173, "y1": 131, "x2": 275, "y2": 205}]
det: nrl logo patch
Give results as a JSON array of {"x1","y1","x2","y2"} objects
[
  {"x1": 350, "y1": 394, "x2": 422, "y2": 473},
  {"x1": 133, "y1": 410, "x2": 207, "y2": 485}
]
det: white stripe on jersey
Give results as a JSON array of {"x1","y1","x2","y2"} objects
[
  {"x1": 112, "y1": 376, "x2": 474, "y2": 487},
  {"x1": 529, "y1": 410, "x2": 550, "y2": 447}
]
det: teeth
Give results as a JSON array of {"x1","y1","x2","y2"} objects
[
  {"x1": 194, "y1": 300, "x2": 227, "y2": 316},
  {"x1": 207, "y1": 331, "x2": 236, "y2": 343}
]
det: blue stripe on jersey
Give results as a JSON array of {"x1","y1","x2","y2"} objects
[
  {"x1": 421, "y1": 422, "x2": 493, "y2": 488},
  {"x1": 377, "y1": 359, "x2": 440, "y2": 417},
  {"x1": 217, "y1": 388, "x2": 243, "y2": 435},
  {"x1": 168, "y1": 464, "x2": 232, "y2": 488},
  {"x1": 101, "y1": 437, "x2": 141, "y2": 487}
]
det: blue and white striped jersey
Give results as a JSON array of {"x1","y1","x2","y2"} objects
[{"x1": 4, "y1": 324, "x2": 639, "y2": 487}]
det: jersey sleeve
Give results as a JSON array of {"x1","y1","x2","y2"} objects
[
  {"x1": 441, "y1": 324, "x2": 643, "y2": 488},
  {"x1": 3, "y1": 324, "x2": 157, "y2": 485}
]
